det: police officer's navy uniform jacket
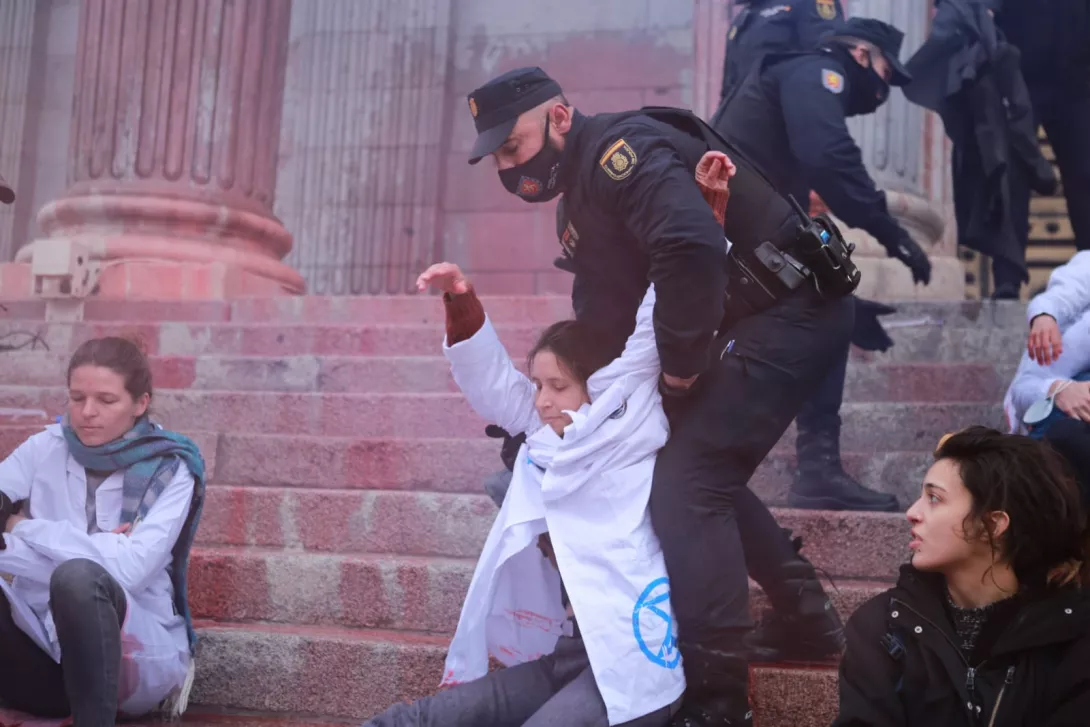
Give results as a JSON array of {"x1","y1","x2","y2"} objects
[
  {"x1": 556, "y1": 109, "x2": 799, "y2": 379},
  {"x1": 720, "y1": 0, "x2": 845, "y2": 101},
  {"x1": 714, "y1": 51, "x2": 906, "y2": 255},
  {"x1": 833, "y1": 565, "x2": 1090, "y2": 727}
]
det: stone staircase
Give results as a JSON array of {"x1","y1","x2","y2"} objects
[{"x1": 0, "y1": 297, "x2": 1024, "y2": 726}]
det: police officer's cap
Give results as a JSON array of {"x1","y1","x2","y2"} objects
[
  {"x1": 838, "y1": 17, "x2": 912, "y2": 87},
  {"x1": 0, "y1": 173, "x2": 12, "y2": 205},
  {"x1": 466, "y1": 67, "x2": 564, "y2": 165}
]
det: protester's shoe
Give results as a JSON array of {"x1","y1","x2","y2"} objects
[
  {"x1": 671, "y1": 641, "x2": 753, "y2": 727},
  {"x1": 789, "y1": 420, "x2": 899, "y2": 512},
  {"x1": 745, "y1": 534, "x2": 846, "y2": 663}
]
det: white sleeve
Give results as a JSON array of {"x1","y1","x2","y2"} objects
[
  {"x1": 1027, "y1": 251, "x2": 1090, "y2": 329},
  {"x1": 0, "y1": 433, "x2": 41, "y2": 503},
  {"x1": 1005, "y1": 352, "x2": 1061, "y2": 430},
  {"x1": 13, "y1": 463, "x2": 195, "y2": 594},
  {"x1": 586, "y1": 285, "x2": 659, "y2": 399},
  {"x1": 444, "y1": 316, "x2": 542, "y2": 436}
]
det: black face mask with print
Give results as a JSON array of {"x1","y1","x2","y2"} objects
[{"x1": 498, "y1": 116, "x2": 564, "y2": 203}]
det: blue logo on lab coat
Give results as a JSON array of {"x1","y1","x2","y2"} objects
[{"x1": 633, "y1": 577, "x2": 680, "y2": 669}]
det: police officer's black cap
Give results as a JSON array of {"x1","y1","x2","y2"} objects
[
  {"x1": 0, "y1": 174, "x2": 12, "y2": 205},
  {"x1": 466, "y1": 67, "x2": 564, "y2": 165},
  {"x1": 839, "y1": 17, "x2": 912, "y2": 87}
]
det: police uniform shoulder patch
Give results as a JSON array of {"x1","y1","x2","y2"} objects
[
  {"x1": 599, "y1": 139, "x2": 638, "y2": 181},
  {"x1": 728, "y1": 25, "x2": 739, "y2": 41},
  {"x1": 816, "y1": 0, "x2": 837, "y2": 20},
  {"x1": 468, "y1": 96, "x2": 479, "y2": 118},
  {"x1": 822, "y1": 69, "x2": 844, "y2": 94}
]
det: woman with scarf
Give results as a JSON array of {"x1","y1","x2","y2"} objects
[{"x1": 0, "y1": 336, "x2": 204, "y2": 725}]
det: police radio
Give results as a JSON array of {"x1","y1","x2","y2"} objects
[{"x1": 787, "y1": 195, "x2": 861, "y2": 300}]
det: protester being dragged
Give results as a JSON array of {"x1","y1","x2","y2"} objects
[
  {"x1": 0, "y1": 336, "x2": 205, "y2": 726},
  {"x1": 1004, "y1": 250, "x2": 1090, "y2": 502},
  {"x1": 361, "y1": 263, "x2": 682, "y2": 726},
  {"x1": 832, "y1": 426, "x2": 1090, "y2": 727},
  {"x1": 905, "y1": 0, "x2": 1057, "y2": 299}
]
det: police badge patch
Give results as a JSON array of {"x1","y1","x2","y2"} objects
[
  {"x1": 822, "y1": 69, "x2": 844, "y2": 94},
  {"x1": 468, "y1": 96, "x2": 478, "y2": 118},
  {"x1": 816, "y1": 0, "x2": 837, "y2": 20},
  {"x1": 599, "y1": 139, "x2": 638, "y2": 181},
  {"x1": 518, "y1": 177, "x2": 542, "y2": 197},
  {"x1": 561, "y1": 221, "x2": 579, "y2": 256}
]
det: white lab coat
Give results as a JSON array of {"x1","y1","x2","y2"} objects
[
  {"x1": 0, "y1": 424, "x2": 192, "y2": 715},
  {"x1": 1004, "y1": 251, "x2": 1090, "y2": 433},
  {"x1": 441, "y1": 286, "x2": 685, "y2": 726}
]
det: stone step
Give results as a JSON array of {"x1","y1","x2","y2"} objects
[
  {"x1": 2, "y1": 350, "x2": 1015, "y2": 401},
  {"x1": 188, "y1": 544, "x2": 888, "y2": 639},
  {"x1": 194, "y1": 487, "x2": 908, "y2": 578},
  {"x1": 0, "y1": 426, "x2": 947, "y2": 508},
  {"x1": 0, "y1": 386, "x2": 1005, "y2": 443},
  {"x1": 190, "y1": 621, "x2": 840, "y2": 725},
  {"x1": 0, "y1": 315, "x2": 1028, "y2": 365}
]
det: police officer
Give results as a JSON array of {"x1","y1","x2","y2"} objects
[
  {"x1": 711, "y1": 17, "x2": 932, "y2": 514},
  {"x1": 720, "y1": 0, "x2": 845, "y2": 102},
  {"x1": 464, "y1": 66, "x2": 857, "y2": 726}
]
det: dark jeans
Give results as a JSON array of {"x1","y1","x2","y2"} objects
[
  {"x1": 363, "y1": 637, "x2": 678, "y2": 727},
  {"x1": 1044, "y1": 418, "x2": 1090, "y2": 508},
  {"x1": 996, "y1": 87, "x2": 1090, "y2": 289},
  {"x1": 0, "y1": 558, "x2": 127, "y2": 726},
  {"x1": 795, "y1": 339, "x2": 850, "y2": 436},
  {"x1": 649, "y1": 288, "x2": 855, "y2": 647}
]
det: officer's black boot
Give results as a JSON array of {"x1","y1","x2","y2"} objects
[
  {"x1": 670, "y1": 640, "x2": 753, "y2": 727},
  {"x1": 744, "y1": 532, "x2": 846, "y2": 663},
  {"x1": 788, "y1": 417, "x2": 899, "y2": 512}
]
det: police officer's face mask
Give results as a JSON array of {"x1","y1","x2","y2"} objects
[
  {"x1": 498, "y1": 115, "x2": 564, "y2": 203},
  {"x1": 845, "y1": 58, "x2": 891, "y2": 117}
]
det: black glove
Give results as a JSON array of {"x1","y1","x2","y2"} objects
[
  {"x1": 886, "y1": 232, "x2": 932, "y2": 285},
  {"x1": 485, "y1": 425, "x2": 527, "y2": 473}
]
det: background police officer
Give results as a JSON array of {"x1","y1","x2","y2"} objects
[
  {"x1": 720, "y1": 0, "x2": 845, "y2": 102},
  {"x1": 464, "y1": 66, "x2": 854, "y2": 727},
  {"x1": 712, "y1": 17, "x2": 931, "y2": 514}
]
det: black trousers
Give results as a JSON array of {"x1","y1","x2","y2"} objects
[
  {"x1": 995, "y1": 85, "x2": 1090, "y2": 289},
  {"x1": 1044, "y1": 418, "x2": 1090, "y2": 509},
  {"x1": 0, "y1": 558, "x2": 128, "y2": 726},
  {"x1": 649, "y1": 287, "x2": 855, "y2": 646}
]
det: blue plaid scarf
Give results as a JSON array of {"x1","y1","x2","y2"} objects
[{"x1": 63, "y1": 416, "x2": 206, "y2": 654}]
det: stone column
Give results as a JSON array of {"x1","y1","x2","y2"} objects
[
  {"x1": 0, "y1": 0, "x2": 36, "y2": 264},
  {"x1": 833, "y1": 0, "x2": 963, "y2": 300},
  {"x1": 13, "y1": 0, "x2": 302, "y2": 298}
]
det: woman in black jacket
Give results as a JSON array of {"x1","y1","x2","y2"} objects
[{"x1": 832, "y1": 426, "x2": 1090, "y2": 727}]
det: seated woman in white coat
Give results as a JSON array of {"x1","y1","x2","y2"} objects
[
  {"x1": 363, "y1": 263, "x2": 684, "y2": 727},
  {"x1": 1003, "y1": 250, "x2": 1090, "y2": 502},
  {"x1": 0, "y1": 336, "x2": 204, "y2": 725}
]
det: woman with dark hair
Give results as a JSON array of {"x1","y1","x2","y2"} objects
[
  {"x1": 0, "y1": 336, "x2": 204, "y2": 725},
  {"x1": 832, "y1": 426, "x2": 1090, "y2": 727},
  {"x1": 361, "y1": 263, "x2": 684, "y2": 727}
]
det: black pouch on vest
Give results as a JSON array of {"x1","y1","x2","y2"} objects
[{"x1": 787, "y1": 195, "x2": 860, "y2": 300}]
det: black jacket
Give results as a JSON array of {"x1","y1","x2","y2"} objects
[
  {"x1": 991, "y1": 0, "x2": 1090, "y2": 99},
  {"x1": 556, "y1": 108, "x2": 803, "y2": 380},
  {"x1": 833, "y1": 565, "x2": 1090, "y2": 727},
  {"x1": 720, "y1": 0, "x2": 845, "y2": 101},
  {"x1": 714, "y1": 51, "x2": 908, "y2": 255},
  {"x1": 905, "y1": 0, "x2": 1055, "y2": 279}
]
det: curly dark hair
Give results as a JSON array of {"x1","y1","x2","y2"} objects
[{"x1": 935, "y1": 426, "x2": 1088, "y2": 590}]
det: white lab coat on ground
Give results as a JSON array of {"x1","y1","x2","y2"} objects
[
  {"x1": 441, "y1": 286, "x2": 685, "y2": 726},
  {"x1": 0, "y1": 424, "x2": 192, "y2": 715},
  {"x1": 1004, "y1": 251, "x2": 1090, "y2": 432}
]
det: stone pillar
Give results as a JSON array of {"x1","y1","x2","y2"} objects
[
  {"x1": 12, "y1": 0, "x2": 302, "y2": 299},
  {"x1": 0, "y1": 0, "x2": 36, "y2": 264},
  {"x1": 834, "y1": 0, "x2": 964, "y2": 300}
]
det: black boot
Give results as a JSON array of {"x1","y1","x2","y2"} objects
[
  {"x1": 745, "y1": 531, "x2": 846, "y2": 663},
  {"x1": 789, "y1": 417, "x2": 899, "y2": 512},
  {"x1": 670, "y1": 640, "x2": 753, "y2": 727}
]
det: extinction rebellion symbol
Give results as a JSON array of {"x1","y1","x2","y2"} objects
[{"x1": 632, "y1": 577, "x2": 680, "y2": 669}]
